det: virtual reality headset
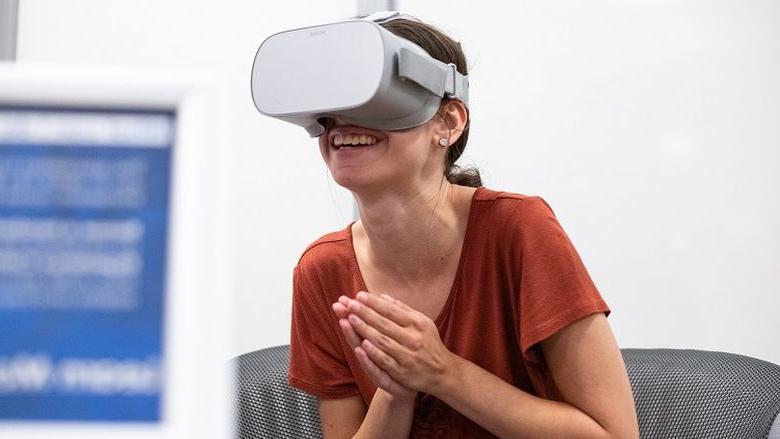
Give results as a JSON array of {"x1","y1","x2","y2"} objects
[{"x1": 250, "y1": 12, "x2": 469, "y2": 137}]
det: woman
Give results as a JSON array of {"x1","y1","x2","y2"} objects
[{"x1": 288, "y1": 17, "x2": 640, "y2": 438}]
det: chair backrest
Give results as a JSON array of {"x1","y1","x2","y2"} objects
[
  {"x1": 233, "y1": 345, "x2": 780, "y2": 439},
  {"x1": 621, "y1": 348, "x2": 780, "y2": 438},
  {"x1": 233, "y1": 345, "x2": 322, "y2": 438}
]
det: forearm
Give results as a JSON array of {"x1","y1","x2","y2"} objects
[
  {"x1": 353, "y1": 389, "x2": 415, "y2": 439},
  {"x1": 434, "y1": 356, "x2": 612, "y2": 439}
]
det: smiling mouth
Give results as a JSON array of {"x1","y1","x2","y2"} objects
[{"x1": 332, "y1": 133, "x2": 380, "y2": 150}]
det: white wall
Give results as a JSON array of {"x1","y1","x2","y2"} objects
[{"x1": 17, "y1": 0, "x2": 780, "y2": 364}]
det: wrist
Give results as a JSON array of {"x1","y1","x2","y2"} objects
[
  {"x1": 376, "y1": 387, "x2": 417, "y2": 406},
  {"x1": 430, "y1": 350, "x2": 466, "y2": 398}
]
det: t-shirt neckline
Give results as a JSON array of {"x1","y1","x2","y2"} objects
[{"x1": 346, "y1": 186, "x2": 484, "y2": 327}]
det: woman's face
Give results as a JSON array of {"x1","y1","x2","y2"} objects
[{"x1": 318, "y1": 116, "x2": 444, "y2": 192}]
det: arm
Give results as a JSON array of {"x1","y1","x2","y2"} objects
[
  {"x1": 318, "y1": 302, "x2": 416, "y2": 439},
  {"x1": 433, "y1": 313, "x2": 639, "y2": 438},
  {"x1": 356, "y1": 389, "x2": 415, "y2": 439},
  {"x1": 319, "y1": 389, "x2": 415, "y2": 439},
  {"x1": 343, "y1": 292, "x2": 639, "y2": 439},
  {"x1": 318, "y1": 396, "x2": 365, "y2": 438},
  {"x1": 289, "y1": 260, "x2": 415, "y2": 437}
]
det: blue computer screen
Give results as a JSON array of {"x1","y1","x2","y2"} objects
[{"x1": 0, "y1": 106, "x2": 175, "y2": 422}]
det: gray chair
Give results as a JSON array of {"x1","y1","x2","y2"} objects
[{"x1": 233, "y1": 345, "x2": 780, "y2": 438}]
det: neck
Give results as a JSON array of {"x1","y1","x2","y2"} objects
[{"x1": 352, "y1": 180, "x2": 471, "y2": 282}]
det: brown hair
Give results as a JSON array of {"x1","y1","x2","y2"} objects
[{"x1": 380, "y1": 19, "x2": 482, "y2": 188}]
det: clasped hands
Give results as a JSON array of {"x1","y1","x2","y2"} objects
[{"x1": 331, "y1": 291, "x2": 457, "y2": 402}]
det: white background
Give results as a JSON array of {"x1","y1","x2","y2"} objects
[{"x1": 16, "y1": 0, "x2": 780, "y2": 365}]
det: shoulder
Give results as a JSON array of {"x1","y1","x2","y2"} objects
[
  {"x1": 468, "y1": 187, "x2": 567, "y2": 259},
  {"x1": 297, "y1": 226, "x2": 350, "y2": 262},
  {"x1": 473, "y1": 187, "x2": 557, "y2": 225},
  {"x1": 295, "y1": 224, "x2": 354, "y2": 281}
]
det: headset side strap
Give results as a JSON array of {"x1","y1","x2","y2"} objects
[{"x1": 398, "y1": 48, "x2": 469, "y2": 106}]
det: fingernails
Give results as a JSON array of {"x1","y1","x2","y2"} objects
[
  {"x1": 356, "y1": 291, "x2": 368, "y2": 301},
  {"x1": 381, "y1": 293, "x2": 393, "y2": 301},
  {"x1": 348, "y1": 300, "x2": 361, "y2": 312},
  {"x1": 348, "y1": 314, "x2": 361, "y2": 325}
]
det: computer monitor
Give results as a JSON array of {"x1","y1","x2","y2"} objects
[{"x1": 0, "y1": 63, "x2": 233, "y2": 438}]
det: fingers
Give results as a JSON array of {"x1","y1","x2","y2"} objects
[
  {"x1": 334, "y1": 300, "x2": 364, "y2": 351},
  {"x1": 354, "y1": 346, "x2": 412, "y2": 397},
  {"x1": 347, "y1": 293, "x2": 418, "y2": 346},
  {"x1": 338, "y1": 317, "x2": 362, "y2": 350},
  {"x1": 380, "y1": 293, "x2": 415, "y2": 313},
  {"x1": 331, "y1": 301, "x2": 349, "y2": 319},
  {"x1": 354, "y1": 346, "x2": 388, "y2": 385},
  {"x1": 347, "y1": 312, "x2": 409, "y2": 361},
  {"x1": 360, "y1": 339, "x2": 401, "y2": 377},
  {"x1": 355, "y1": 291, "x2": 418, "y2": 327},
  {"x1": 333, "y1": 289, "x2": 432, "y2": 353}
]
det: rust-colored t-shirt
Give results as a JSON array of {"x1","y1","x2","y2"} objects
[{"x1": 288, "y1": 187, "x2": 611, "y2": 438}]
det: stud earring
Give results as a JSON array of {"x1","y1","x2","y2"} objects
[{"x1": 438, "y1": 138, "x2": 449, "y2": 147}]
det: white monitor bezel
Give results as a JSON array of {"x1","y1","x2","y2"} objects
[{"x1": 0, "y1": 62, "x2": 234, "y2": 439}]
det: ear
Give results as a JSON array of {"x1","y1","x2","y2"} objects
[{"x1": 432, "y1": 99, "x2": 469, "y2": 146}]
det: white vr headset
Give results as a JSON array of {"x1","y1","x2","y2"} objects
[{"x1": 251, "y1": 12, "x2": 469, "y2": 137}]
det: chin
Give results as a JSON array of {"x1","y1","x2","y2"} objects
[
  {"x1": 331, "y1": 173, "x2": 369, "y2": 191},
  {"x1": 331, "y1": 169, "x2": 388, "y2": 193}
]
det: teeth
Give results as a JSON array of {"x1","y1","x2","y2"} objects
[{"x1": 332, "y1": 134, "x2": 378, "y2": 147}]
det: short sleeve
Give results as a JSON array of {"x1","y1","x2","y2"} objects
[
  {"x1": 516, "y1": 197, "x2": 611, "y2": 365},
  {"x1": 288, "y1": 263, "x2": 359, "y2": 399}
]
